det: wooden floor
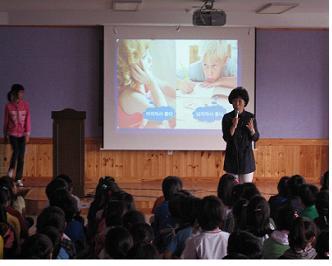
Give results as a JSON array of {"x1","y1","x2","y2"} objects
[{"x1": 23, "y1": 176, "x2": 320, "y2": 217}]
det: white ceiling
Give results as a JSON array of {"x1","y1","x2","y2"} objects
[{"x1": 0, "y1": 0, "x2": 329, "y2": 27}]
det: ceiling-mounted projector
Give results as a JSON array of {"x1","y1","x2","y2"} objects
[{"x1": 193, "y1": 0, "x2": 226, "y2": 26}]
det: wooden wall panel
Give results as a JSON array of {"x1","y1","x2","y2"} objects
[{"x1": 0, "y1": 138, "x2": 328, "y2": 187}]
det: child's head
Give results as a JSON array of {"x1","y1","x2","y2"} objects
[
  {"x1": 277, "y1": 176, "x2": 290, "y2": 197},
  {"x1": 0, "y1": 186, "x2": 11, "y2": 208},
  {"x1": 288, "y1": 217, "x2": 317, "y2": 251},
  {"x1": 201, "y1": 41, "x2": 231, "y2": 83},
  {"x1": 198, "y1": 195, "x2": 225, "y2": 231},
  {"x1": 10, "y1": 84, "x2": 25, "y2": 101},
  {"x1": 299, "y1": 184, "x2": 318, "y2": 208},
  {"x1": 111, "y1": 191, "x2": 135, "y2": 211},
  {"x1": 127, "y1": 242, "x2": 159, "y2": 259},
  {"x1": 37, "y1": 226, "x2": 61, "y2": 259},
  {"x1": 129, "y1": 222, "x2": 154, "y2": 244},
  {"x1": 122, "y1": 210, "x2": 145, "y2": 231},
  {"x1": 118, "y1": 40, "x2": 151, "y2": 89},
  {"x1": 226, "y1": 230, "x2": 263, "y2": 259},
  {"x1": 55, "y1": 174, "x2": 73, "y2": 192},
  {"x1": 288, "y1": 175, "x2": 306, "y2": 197},
  {"x1": 275, "y1": 204, "x2": 297, "y2": 231},
  {"x1": 104, "y1": 226, "x2": 133, "y2": 259},
  {"x1": 161, "y1": 176, "x2": 183, "y2": 201},
  {"x1": 20, "y1": 233, "x2": 53, "y2": 259},
  {"x1": 45, "y1": 178, "x2": 68, "y2": 200},
  {"x1": 246, "y1": 196, "x2": 271, "y2": 237},
  {"x1": 315, "y1": 230, "x2": 329, "y2": 259},
  {"x1": 232, "y1": 198, "x2": 249, "y2": 231},
  {"x1": 104, "y1": 199, "x2": 126, "y2": 227},
  {"x1": 49, "y1": 189, "x2": 78, "y2": 222},
  {"x1": 217, "y1": 174, "x2": 238, "y2": 207},
  {"x1": 37, "y1": 206, "x2": 66, "y2": 233},
  {"x1": 169, "y1": 191, "x2": 198, "y2": 226},
  {"x1": 320, "y1": 171, "x2": 328, "y2": 191},
  {"x1": 315, "y1": 190, "x2": 328, "y2": 221}
]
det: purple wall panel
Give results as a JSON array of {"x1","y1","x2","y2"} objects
[
  {"x1": 0, "y1": 27, "x2": 328, "y2": 138},
  {"x1": 255, "y1": 30, "x2": 328, "y2": 138},
  {"x1": 0, "y1": 27, "x2": 102, "y2": 137}
]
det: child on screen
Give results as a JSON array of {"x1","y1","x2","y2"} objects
[
  {"x1": 178, "y1": 40, "x2": 236, "y2": 94},
  {"x1": 117, "y1": 40, "x2": 176, "y2": 128}
]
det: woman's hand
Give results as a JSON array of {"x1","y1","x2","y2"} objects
[{"x1": 246, "y1": 118, "x2": 255, "y2": 135}]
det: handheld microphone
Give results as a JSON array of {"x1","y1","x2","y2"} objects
[{"x1": 235, "y1": 109, "x2": 239, "y2": 118}]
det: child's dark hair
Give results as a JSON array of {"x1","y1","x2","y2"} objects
[
  {"x1": 299, "y1": 184, "x2": 318, "y2": 207},
  {"x1": 20, "y1": 233, "x2": 53, "y2": 259},
  {"x1": 226, "y1": 230, "x2": 263, "y2": 259},
  {"x1": 36, "y1": 206, "x2": 66, "y2": 233},
  {"x1": 198, "y1": 195, "x2": 225, "y2": 231},
  {"x1": 0, "y1": 186, "x2": 10, "y2": 207},
  {"x1": 127, "y1": 242, "x2": 159, "y2": 259},
  {"x1": 315, "y1": 190, "x2": 329, "y2": 228},
  {"x1": 38, "y1": 226, "x2": 62, "y2": 259},
  {"x1": 162, "y1": 176, "x2": 183, "y2": 201},
  {"x1": 122, "y1": 210, "x2": 145, "y2": 231},
  {"x1": 288, "y1": 175, "x2": 306, "y2": 197},
  {"x1": 10, "y1": 84, "x2": 25, "y2": 100},
  {"x1": 49, "y1": 188, "x2": 78, "y2": 222},
  {"x1": 232, "y1": 198, "x2": 249, "y2": 231},
  {"x1": 241, "y1": 183, "x2": 261, "y2": 201},
  {"x1": 320, "y1": 171, "x2": 328, "y2": 191},
  {"x1": 275, "y1": 204, "x2": 297, "y2": 231},
  {"x1": 111, "y1": 191, "x2": 135, "y2": 211},
  {"x1": 288, "y1": 217, "x2": 317, "y2": 250},
  {"x1": 0, "y1": 176, "x2": 15, "y2": 203},
  {"x1": 104, "y1": 226, "x2": 133, "y2": 259},
  {"x1": 246, "y1": 196, "x2": 271, "y2": 237},
  {"x1": 277, "y1": 176, "x2": 290, "y2": 197},
  {"x1": 217, "y1": 174, "x2": 237, "y2": 207},
  {"x1": 104, "y1": 199, "x2": 126, "y2": 227},
  {"x1": 228, "y1": 87, "x2": 249, "y2": 106},
  {"x1": 129, "y1": 222, "x2": 154, "y2": 244},
  {"x1": 55, "y1": 174, "x2": 73, "y2": 190},
  {"x1": 169, "y1": 191, "x2": 199, "y2": 226},
  {"x1": 315, "y1": 230, "x2": 329, "y2": 259},
  {"x1": 45, "y1": 178, "x2": 69, "y2": 200}
]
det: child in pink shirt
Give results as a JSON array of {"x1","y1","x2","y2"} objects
[{"x1": 3, "y1": 84, "x2": 31, "y2": 187}]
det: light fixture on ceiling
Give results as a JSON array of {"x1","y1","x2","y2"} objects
[
  {"x1": 112, "y1": 0, "x2": 143, "y2": 11},
  {"x1": 256, "y1": 2, "x2": 299, "y2": 14}
]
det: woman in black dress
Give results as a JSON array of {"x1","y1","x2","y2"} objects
[{"x1": 222, "y1": 87, "x2": 259, "y2": 183}]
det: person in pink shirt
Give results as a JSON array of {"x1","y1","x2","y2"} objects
[{"x1": 3, "y1": 84, "x2": 31, "y2": 187}]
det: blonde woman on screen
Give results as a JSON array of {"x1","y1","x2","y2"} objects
[{"x1": 117, "y1": 40, "x2": 175, "y2": 128}]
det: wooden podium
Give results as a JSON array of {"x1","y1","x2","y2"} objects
[{"x1": 52, "y1": 109, "x2": 86, "y2": 197}]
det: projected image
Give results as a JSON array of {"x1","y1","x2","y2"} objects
[
  {"x1": 176, "y1": 40, "x2": 237, "y2": 129},
  {"x1": 117, "y1": 39, "x2": 176, "y2": 129},
  {"x1": 116, "y1": 39, "x2": 237, "y2": 129}
]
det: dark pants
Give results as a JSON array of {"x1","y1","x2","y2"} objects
[{"x1": 9, "y1": 136, "x2": 26, "y2": 180}]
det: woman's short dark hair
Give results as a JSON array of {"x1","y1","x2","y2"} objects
[
  {"x1": 217, "y1": 174, "x2": 237, "y2": 207},
  {"x1": 20, "y1": 233, "x2": 53, "y2": 259},
  {"x1": 246, "y1": 196, "x2": 271, "y2": 237},
  {"x1": 288, "y1": 217, "x2": 317, "y2": 250},
  {"x1": 105, "y1": 226, "x2": 133, "y2": 259},
  {"x1": 299, "y1": 184, "x2": 318, "y2": 207},
  {"x1": 226, "y1": 230, "x2": 263, "y2": 259},
  {"x1": 228, "y1": 87, "x2": 249, "y2": 106},
  {"x1": 162, "y1": 176, "x2": 183, "y2": 201},
  {"x1": 127, "y1": 242, "x2": 159, "y2": 259},
  {"x1": 198, "y1": 195, "x2": 225, "y2": 231}
]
